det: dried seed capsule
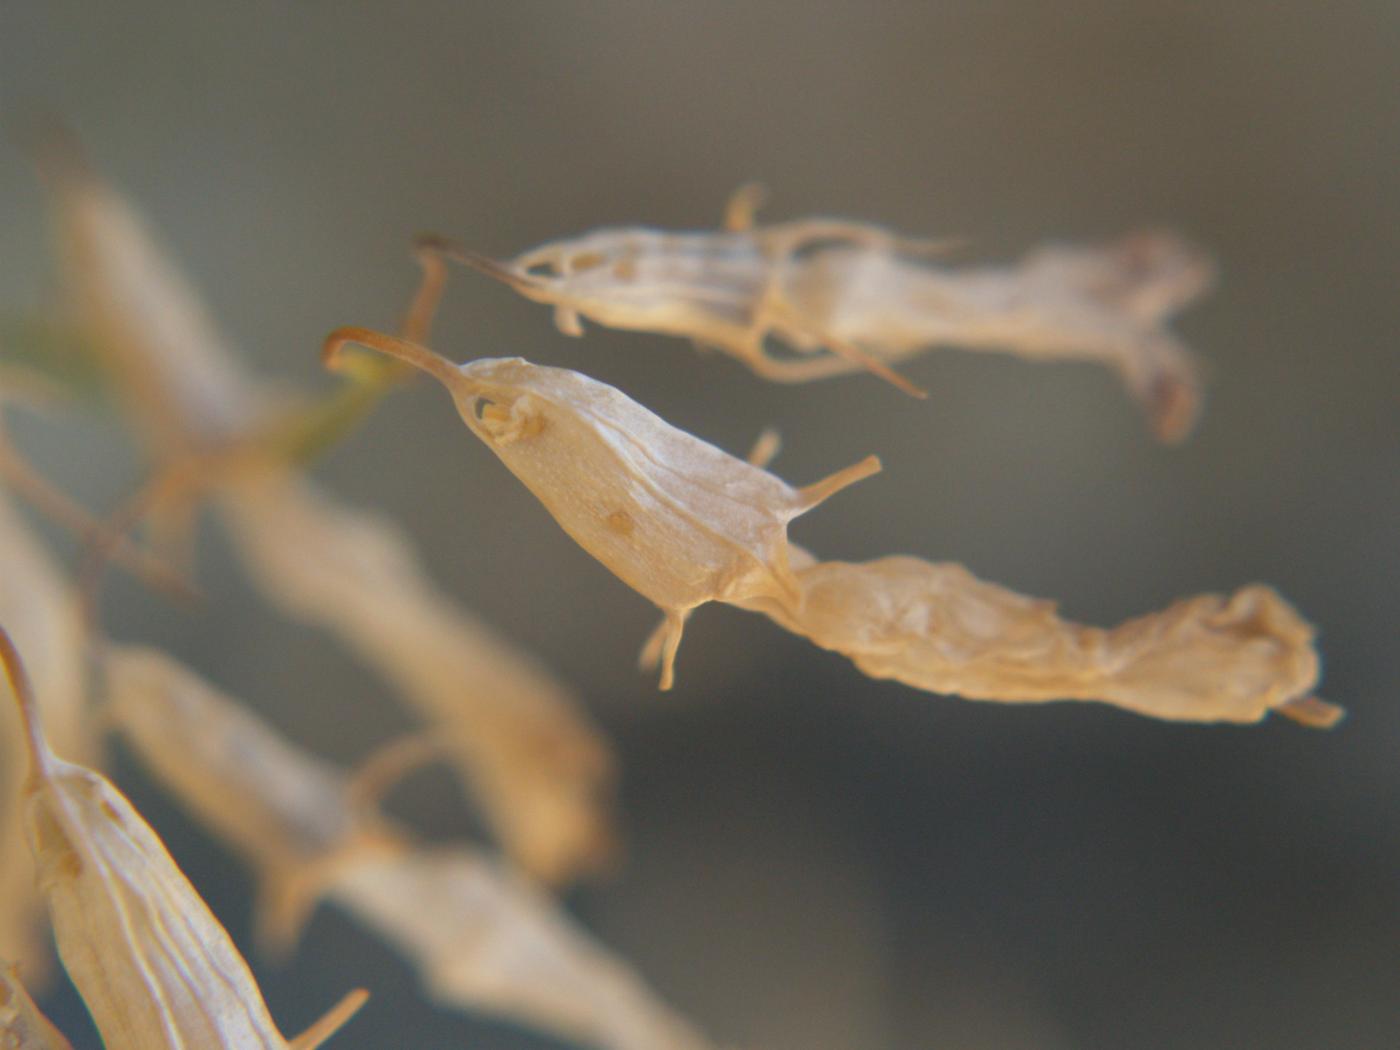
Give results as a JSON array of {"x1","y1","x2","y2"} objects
[
  {"x1": 220, "y1": 468, "x2": 618, "y2": 883},
  {"x1": 329, "y1": 847, "x2": 718, "y2": 1050},
  {"x1": 102, "y1": 645, "x2": 406, "y2": 955},
  {"x1": 322, "y1": 328, "x2": 881, "y2": 688},
  {"x1": 33, "y1": 144, "x2": 620, "y2": 887},
  {"x1": 0, "y1": 491, "x2": 94, "y2": 982},
  {"x1": 35, "y1": 134, "x2": 261, "y2": 459},
  {"x1": 755, "y1": 557, "x2": 1338, "y2": 725},
  {"x1": 101, "y1": 647, "x2": 718, "y2": 1050},
  {"x1": 463, "y1": 190, "x2": 1212, "y2": 439},
  {"x1": 0, "y1": 626, "x2": 366, "y2": 1050},
  {"x1": 0, "y1": 963, "x2": 74, "y2": 1050}
]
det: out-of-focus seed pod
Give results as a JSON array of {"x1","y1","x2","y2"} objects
[{"x1": 0, "y1": 625, "x2": 366, "y2": 1050}]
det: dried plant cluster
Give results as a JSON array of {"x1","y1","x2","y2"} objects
[{"x1": 0, "y1": 142, "x2": 1340, "y2": 1050}]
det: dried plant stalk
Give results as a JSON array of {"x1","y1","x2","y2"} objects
[
  {"x1": 322, "y1": 328, "x2": 880, "y2": 688},
  {"x1": 0, "y1": 625, "x2": 366, "y2": 1050},
  {"x1": 102, "y1": 647, "x2": 719, "y2": 1050},
  {"x1": 462, "y1": 189, "x2": 1212, "y2": 440},
  {"x1": 329, "y1": 848, "x2": 718, "y2": 1050},
  {"x1": 743, "y1": 557, "x2": 1338, "y2": 725},
  {"x1": 0, "y1": 963, "x2": 74, "y2": 1050},
  {"x1": 220, "y1": 468, "x2": 618, "y2": 884}
]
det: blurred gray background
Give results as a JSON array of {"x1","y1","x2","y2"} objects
[{"x1": 2, "y1": 3, "x2": 1397, "y2": 1048}]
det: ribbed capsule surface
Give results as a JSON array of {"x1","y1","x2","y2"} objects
[
  {"x1": 449, "y1": 356, "x2": 874, "y2": 615},
  {"x1": 1, "y1": 628, "x2": 362, "y2": 1050}
]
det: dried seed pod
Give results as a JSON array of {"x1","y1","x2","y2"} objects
[
  {"x1": 0, "y1": 491, "x2": 95, "y2": 982},
  {"x1": 0, "y1": 625, "x2": 366, "y2": 1050},
  {"x1": 753, "y1": 557, "x2": 1338, "y2": 725},
  {"x1": 35, "y1": 133, "x2": 262, "y2": 459},
  {"x1": 464, "y1": 189, "x2": 1212, "y2": 440},
  {"x1": 0, "y1": 963, "x2": 74, "y2": 1050},
  {"x1": 102, "y1": 645, "x2": 405, "y2": 955},
  {"x1": 322, "y1": 328, "x2": 881, "y2": 688},
  {"x1": 99, "y1": 647, "x2": 719, "y2": 1050},
  {"x1": 329, "y1": 847, "x2": 718, "y2": 1050},
  {"x1": 220, "y1": 468, "x2": 618, "y2": 883}
]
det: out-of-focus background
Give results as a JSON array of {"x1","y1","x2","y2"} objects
[{"x1": 2, "y1": 4, "x2": 1397, "y2": 1048}]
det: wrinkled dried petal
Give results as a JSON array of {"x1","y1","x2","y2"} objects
[
  {"x1": 1, "y1": 627, "x2": 364, "y2": 1050},
  {"x1": 0, "y1": 963, "x2": 74, "y2": 1050},
  {"x1": 330, "y1": 848, "x2": 718, "y2": 1050},
  {"x1": 782, "y1": 231, "x2": 1212, "y2": 441},
  {"x1": 220, "y1": 468, "x2": 617, "y2": 883},
  {"x1": 762, "y1": 557, "x2": 1335, "y2": 724}
]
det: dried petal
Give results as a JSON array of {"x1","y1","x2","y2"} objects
[
  {"x1": 330, "y1": 848, "x2": 718, "y2": 1050},
  {"x1": 754, "y1": 557, "x2": 1336, "y2": 725},
  {"x1": 0, "y1": 626, "x2": 365, "y2": 1050},
  {"x1": 782, "y1": 231, "x2": 1212, "y2": 441},
  {"x1": 322, "y1": 329, "x2": 881, "y2": 688},
  {"x1": 220, "y1": 468, "x2": 618, "y2": 883},
  {"x1": 0, "y1": 963, "x2": 74, "y2": 1050}
]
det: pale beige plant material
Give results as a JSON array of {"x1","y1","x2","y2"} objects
[
  {"x1": 462, "y1": 186, "x2": 1212, "y2": 441},
  {"x1": 321, "y1": 330, "x2": 1335, "y2": 726},
  {"x1": 35, "y1": 142, "x2": 620, "y2": 887},
  {"x1": 0, "y1": 491, "x2": 96, "y2": 982},
  {"x1": 219, "y1": 468, "x2": 618, "y2": 884},
  {"x1": 101, "y1": 649, "x2": 720, "y2": 1050},
  {"x1": 101, "y1": 645, "x2": 403, "y2": 955},
  {"x1": 35, "y1": 136, "x2": 264, "y2": 461},
  {"x1": 742, "y1": 558, "x2": 1340, "y2": 726},
  {"x1": 0, "y1": 625, "x2": 367, "y2": 1050},
  {"x1": 330, "y1": 849, "x2": 719, "y2": 1050},
  {"x1": 322, "y1": 328, "x2": 881, "y2": 689},
  {"x1": 0, "y1": 963, "x2": 74, "y2": 1050}
]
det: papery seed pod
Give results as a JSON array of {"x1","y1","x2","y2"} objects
[
  {"x1": 220, "y1": 468, "x2": 618, "y2": 884},
  {"x1": 461, "y1": 188, "x2": 1212, "y2": 440},
  {"x1": 0, "y1": 625, "x2": 366, "y2": 1050},
  {"x1": 329, "y1": 848, "x2": 719, "y2": 1050},
  {"x1": 102, "y1": 645, "x2": 404, "y2": 954},
  {"x1": 750, "y1": 557, "x2": 1339, "y2": 726},
  {"x1": 101, "y1": 647, "x2": 720, "y2": 1050},
  {"x1": 322, "y1": 328, "x2": 881, "y2": 688},
  {"x1": 0, "y1": 491, "x2": 94, "y2": 982},
  {"x1": 34, "y1": 142, "x2": 621, "y2": 888},
  {"x1": 35, "y1": 134, "x2": 262, "y2": 460},
  {"x1": 0, "y1": 963, "x2": 74, "y2": 1050}
]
